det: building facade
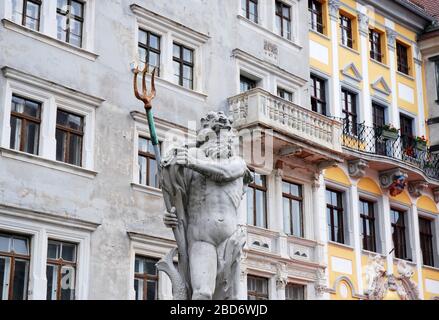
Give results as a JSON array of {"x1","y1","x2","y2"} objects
[{"x1": 0, "y1": 0, "x2": 438, "y2": 300}]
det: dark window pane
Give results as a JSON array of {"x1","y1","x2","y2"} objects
[
  {"x1": 147, "y1": 280, "x2": 156, "y2": 300},
  {"x1": 61, "y1": 243, "x2": 76, "y2": 262},
  {"x1": 12, "y1": 237, "x2": 28, "y2": 255},
  {"x1": 12, "y1": 259, "x2": 29, "y2": 300},
  {"x1": 0, "y1": 257, "x2": 8, "y2": 300},
  {"x1": 47, "y1": 242, "x2": 60, "y2": 260}
]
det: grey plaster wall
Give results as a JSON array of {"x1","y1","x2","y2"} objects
[{"x1": 0, "y1": 0, "x2": 310, "y2": 299}]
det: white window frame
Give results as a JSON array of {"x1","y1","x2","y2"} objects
[
  {"x1": 358, "y1": 191, "x2": 384, "y2": 254},
  {"x1": 418, "y1": 210, "x2": 439, "y2": 269},
  {"x1": 2, "y1": 0, "x2": 97, "y2": 60},
  {"x1": 130, "y1": 111, "x2": 190, "y2": 197},
  {"x1": 389, "y1": 201, "x2": 413, "y2": 262},
  {"x1": 128, "y1": 233, "x2": 177, "y2": 300},
  {"x1": 325, "y1": 180, "x2": 353, "y2": 248},
  {"x1": 0, "y1": 205, "x2": 96, "y2": 300},
  {"x1": 0, "y1": 67, "x2": 102, "y2": 177},
  {"x1": 131, "y1": 4, "x2": 209, "y2": 100}
]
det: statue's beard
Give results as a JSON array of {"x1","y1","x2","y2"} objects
[{"x1": 204, "y1": 143, "x2": 231, "y2": 159}]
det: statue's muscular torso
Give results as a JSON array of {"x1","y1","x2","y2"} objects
[{"x1": 185, "y1": 150, "x2": 245, "y2": 246}]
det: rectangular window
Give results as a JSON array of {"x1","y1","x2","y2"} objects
[
  {"x1": 341, "y1": 88, "x2": 358, "y2": 135},
  {"x1": 396, "y1": 42, "x2": 410, "y2": 75},
  {"x1": 277, "y1": 87, "x2": 293, "y2": 102},
  {"x1": 419, "y1": 217, "x2": 434, "y2": 267},
  {"x1": 390, "y1": 208, "x2": 408, "y2": 260},
  {"x1": 138, "y1": 137, "x2": 160, "y2": 188},
  {"x1": 134, "y1": 256, "x2": 158, "y2": 300},
  {"x1": 9, "y1": 95, "x2": 41, "y2": 155},
  {"x1": 173, "y1": 43, "x2": 194, "y2": 90},
  {"x1": 138, "y1": 29, "x2": 161, "y2": 75},
  {"x1": 242, "y1": 0, "x2": 258, "y2": 23},
  {"x1": 11, "y1": 0, "x2": 41, "y2": 31},
  {"x1": 276, "y1": 1, "x2": 291, "y2": 40},
  {"x1": 285, "y1": 283, "x2": 305, "y2": 300},
  {"x1": 340, "y1": 14, "x2": 353, "y2": 48},
  {"x1": 399, "y1": 113, "x2": 414, "y2": 151},
  {"x1": 0, "y1": 233, "x2": 30, "y2": 300},
  {"x1": 282, "y1": 181, "x2": 303, "y2": 238},
  {"x1": 247, "y1": 171, "x2": 267, "y2": 229},
  {"x1": 373, "y1": 103, "x2": 387, "y2": 156},
  {"x1": 360, "y1": 199, "x2": 377, "y2": 252},
  {"x1": 46, "y1": 240, "x2": 77, "y2": 300},
  {"x1": 56, "y1": 109, "x2": 84, "y2": 167},
  {"x1": 57, "y1": 0, "x2": 84, "y2": 47},
  {"x1": 247, "y1": 276, "x2": 268, "y2": 300},
  {"x1": 326, "y1": 188, "x2": 345, "y2": 244},
  {"x1": 240, "y1": 75, "x2": 256, "y2": 93},
  {"x1": 369, "y1": 29, "x2": 383, "y2": 62},
  {"x1": 310, "y1": 74, "x2": 327, "y2": 115},
  {"x1": 308, "y1": 0, "x2": 323, "y2": 34}
]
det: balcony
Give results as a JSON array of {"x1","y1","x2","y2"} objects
[
  {"x1": 228, "y1": 88, "x2": 344, "y2": 168},
  {"x1": 340, "y1": 119, "x2": 439, "y2": 184}
]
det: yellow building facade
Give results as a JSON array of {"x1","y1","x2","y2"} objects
[{"x1": 309, "y1": 0, "x2": 439, "y2": 300}]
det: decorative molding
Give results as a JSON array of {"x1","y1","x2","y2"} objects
[
  {"x1": 379, "y1": 169, "x2": 408, "y2": 196},
  {"x1": 434, "y1": 188, "x2": 439, "y2": 203},
  {"x1": 278, "y1": 146, "x2": 303, "y2": 157},
  {"x1": 408, "y1": 181, "x2": 428, "y2": 198},
  {"x1": 328, "y1": 0, "x2": 341, "y2": 20},
  {"x1": 386, "y1": 28, "x2": 397, "y2": 50},
  {"x1": 371, "y1": 76, "x2": 392, "y2": 96},
  {"x1": 263, "y1": 40, "x2": 279, "y2": 65},
  {"x1": 1, "y1": 19, "x2": 98, "y2": 61},
  {"x1": 130, "y1": 4, "x2": 209, "y2": 44},
  {"x1": 0, "y1": 203, "x2": 101, "y2": 231},
  {"x1": 0, "y1": 147, "x2": 98, "y2": 179},
  {"x1": 232, "y1": 49, "x2": 308, "y2": 86},
  {"x1": 357, "y1": 13, "x2": 369, "y2": 36},
  {"x1": 2, "y1": 66, "x2": 105, "y2": 107},
  {"x1": 341, "y1": 63, "x2": 363, "y2": 83},
  {"x1": 275, "y1": 263, "x2": 288, "y2": 289},
  {"x1": 347, "y1": 159, "x2": 369, "y2": 178}
]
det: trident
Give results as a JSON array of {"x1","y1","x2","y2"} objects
[
  {"x1": 132, "y1": 64, "x2": 161, "y2": 173},
  {"x1": 133, "y1": 64, "x2": 190, "y2": 298}
]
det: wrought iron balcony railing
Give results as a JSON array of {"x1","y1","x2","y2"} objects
[{"x1": 339, "y1": 118, "x2": 439, "y2": 181}]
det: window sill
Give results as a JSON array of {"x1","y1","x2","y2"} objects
[
  {"x1": 393, "y1": 257, "x2": 415, "y2": 265},
  {"x1": 131, "y1": 183, "x2": 163, "y2": 197},
  {"x1": 370, "y1": 58, "x2": 389, "y2": 70},
  {"x1": 422, "y1": 264, "x2": 439, "y2": 272},
  {"x1": 396, "y1": 71, "x2": 415, "y2": 81},
  {"x1": 1, "y1": 19, "x2": 98, "y2": 61},
  {"x1": 361, "y1": 249, "x2": 385, "y2": 257},
  {"x1": 328, "y1": 240, "x2": 354, "y2": 251},
  {"x1": 237, "y1": 15, "x2": 303, "y2": 51},
  {"x1": 309, "y1": 28, "x2": 330, "y2": 41},
  {"x1": 339, "y1": 44, "x2": 360, "y2": 55},
  {"x1": 0, "y1": 147, "x2": 97, "y2": 179}
]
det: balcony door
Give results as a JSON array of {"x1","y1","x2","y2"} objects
[
  {"x1": 400, "y1": 114, "x2": 414, "y2": 156},
  {"x1": 373, "y1": 103, "x2": 387, "y2": 156}
]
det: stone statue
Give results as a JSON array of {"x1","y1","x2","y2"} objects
[{"x1": 157, "y1": 111, "x2": 252, "y2": 300}]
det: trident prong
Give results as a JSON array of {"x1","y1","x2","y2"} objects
[{"x1": 133, "y1": 64, "x2": 156, "y2": 110}]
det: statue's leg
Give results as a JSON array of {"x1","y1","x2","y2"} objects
[{"x1": 189, "y1": 241, "x2": 217, "y2": 300}]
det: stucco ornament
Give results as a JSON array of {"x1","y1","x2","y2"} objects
[
  {"x1": 275, "y1": 263, "x2": 289, "y2": 289},
  {"x1": 157, "y1": 111, "x2": 252, "y2": 300},
  {"x1": 365, "y1": 254, "x2": 387, "y2": 300},
  {"x1": 365, "y1": 255, "x2": 420, "y2": 300},
  {"x1": 395, "y1": 260, "x2": 420, "y2": 300}
]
